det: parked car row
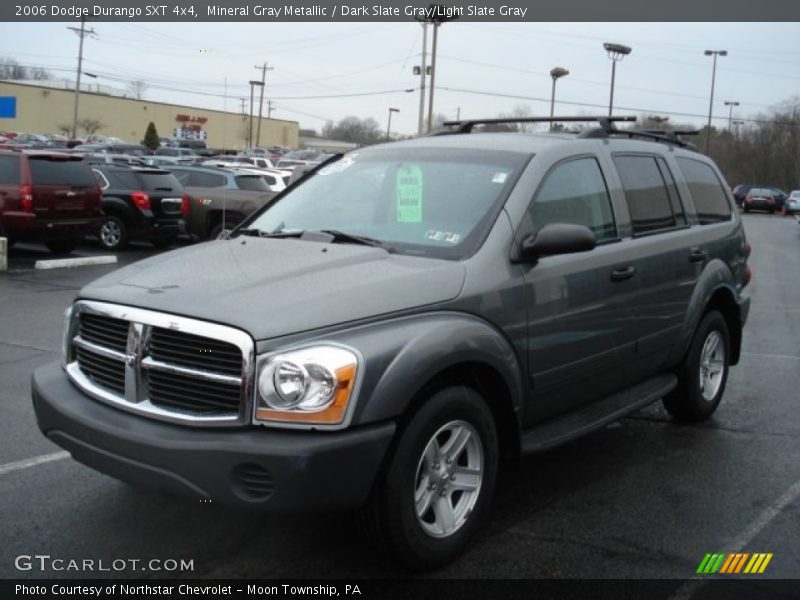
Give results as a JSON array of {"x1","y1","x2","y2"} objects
[
  {"x1": 0, "y1": 148, "x2": 295, "y2": 253},
  {"x1": 731, "y1": 183, "x2": 800, "y2": 215}
]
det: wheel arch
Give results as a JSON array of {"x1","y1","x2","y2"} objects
[
  {"x1": 673, "y1": 258, "x2": 744, "y2": 367},
  {"x1": 339, "y1": 312, "x2": 525, "y2": 458}
]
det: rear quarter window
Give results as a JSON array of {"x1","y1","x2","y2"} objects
[
  {"x1": 29, "y1": 158, "x2": 96, "y2": 187},
  {"x1": 676, "y1": 158, "x2": 732, "y2": 224},
  {"x1": 235, "y1": 175, "x2": 269, "y2": 192},
  {"x1": 0, "y1": 155, "x2": 21, "y2": 184}
]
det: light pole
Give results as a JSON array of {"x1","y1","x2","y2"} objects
[
  {"x1": 248, "y1": 79, "x2": 263, "y2": 148},
  {"x1": 549, "y1": 67, "x2": 569, "y2": 130},
  {"x1": 386, "y1": 107, "x2": 400, "y2": 140},
  {"x1": 724, "y1": 100, "x2": 739, "y2": 131},
  {"x1": 603, "y1": 42, "x2": 631, "y2": 117},
  {"x1": 704, "y1": 49, "x2": 727, "y2": 153}
]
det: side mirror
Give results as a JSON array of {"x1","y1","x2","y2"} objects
[{"x1": 520, "y1": 223, "x2": 596, "y2": 261}]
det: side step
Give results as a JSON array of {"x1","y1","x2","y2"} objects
[{"x1": 520, "y1": 373, "x2": 677, "y2": 454}]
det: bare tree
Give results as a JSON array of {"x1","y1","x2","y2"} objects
[
  {"x1": 78, "y1": 118, "x2": 104, "y2": 135},
  {"x1": 322, "y1": 116, "x2": 382, "y2": 145},
  {"x1": 0, "y1": 58, "x2": 29, "y2": 80},
  {"x1": 497, "y1": 104, "x2": 535, "y2": 132},
  {"x1": 126, "y1": 80, "x2": 148, "y2": 100}
]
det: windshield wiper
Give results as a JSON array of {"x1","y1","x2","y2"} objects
[{"x1": 318, "y1": 229, "x2": 385, "y2": 248}]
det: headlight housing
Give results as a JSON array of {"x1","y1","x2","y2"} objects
[
  {"x1": 61, "y1": 304, "x2": 75, "y2": 364},
  {"x1": 254, "y1": 345, "x2": 360, "y2": 427}
]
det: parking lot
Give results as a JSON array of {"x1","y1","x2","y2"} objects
[{"x1": 1, "y1": 213, "x2": 798, "y2": 588}]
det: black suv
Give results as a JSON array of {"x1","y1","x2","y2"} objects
[
  {"x1": 33, "y1": 117, "x2": 750, "y2": 569},
  {"x1": 91, "y1": 165, "x2": 187, "y2": 250}
]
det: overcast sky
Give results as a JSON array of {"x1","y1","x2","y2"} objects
[{"x1": 3, "y1": 21, "x2": 800, "y2": 137}]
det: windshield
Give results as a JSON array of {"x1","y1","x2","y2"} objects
[{"x1": 244, "y1": 146, "x2": 528, "y2": 260}]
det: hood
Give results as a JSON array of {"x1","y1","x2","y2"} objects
[{"x1": 81, "y1": 238, "x2": 466, "y2": 340}]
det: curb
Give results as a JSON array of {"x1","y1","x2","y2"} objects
[{"x1": 34, "y1": 256, "x2": 118, "y2": 270}]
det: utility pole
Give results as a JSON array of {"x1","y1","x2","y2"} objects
[
  {"x1": 704, "y1": 50, "x2": 727, "y2": 153},
  {"x1": 267, "y1": 100, "x2": 275, "y2": 119},
  {"x1": 239, "y1": 98, "x2": 247, "y2": 115},
  {"x1": 456, "y1": 107, "x2": 460, "y2": 121},
  {"x1": 68, "y1": 16, "x2": 96, "y2": 139},
  {"x1": 254, "y1": 62, "x2": 274, "y2": 148},
  {"x1": 417, "y1": 22, "x2": 428, "y2": 136}
]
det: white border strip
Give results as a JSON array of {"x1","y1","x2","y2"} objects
[
  {"x1": 0, "y1": 451, "x2": 70, "y2": 476},
  {"x1": 35, "y1": 256, "x2": 117, "y2": 270}
]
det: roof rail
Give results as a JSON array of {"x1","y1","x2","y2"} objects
[
  {"x1": 578, "y1": 124, "x2": 700, "y2": 148},
  {"x1": 433, "y1": 115, "x2": 636, "y2": 135}
]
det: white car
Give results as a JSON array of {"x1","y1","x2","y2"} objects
[{"x1": 230, "y1": 166, "x2": 287, "y2": 193}]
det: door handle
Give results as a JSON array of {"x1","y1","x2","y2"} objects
[
  {"x1": 610, "y1": 266, "x2": 636, "y2": 281},
  {"x1": 689, "y1": 248, "x2": 708, "y2": 263}
]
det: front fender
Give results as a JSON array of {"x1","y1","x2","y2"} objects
[{"x1": 325, "y1": 312, "x2": 525, "y2": 427}]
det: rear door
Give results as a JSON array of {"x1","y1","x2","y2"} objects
[
  {"x1": 28, "y1": 155, "x2": 101, "y2": 219},
  {"x1": 606, "y1": 153, "x2": 700, "y2": 371},
  {"x1": 521, "y1": 155, "x2": 639, "y2": 423}
]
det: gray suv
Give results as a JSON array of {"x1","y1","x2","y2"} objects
[{"x1": 32, "y1": 117, "x2": 750, "y2": 569}]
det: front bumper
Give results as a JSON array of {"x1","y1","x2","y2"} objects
[{"x1": 32, "y1": 362, "x2": 395, "y2": 511}]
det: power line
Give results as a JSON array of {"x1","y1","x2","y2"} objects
[{"x1": 436, "y1": 85, "x2": 793, "y2": 125}]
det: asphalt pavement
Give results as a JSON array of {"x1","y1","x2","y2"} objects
[{"x1": 1, "y1": 216, "x2": 798, "y2": 591}]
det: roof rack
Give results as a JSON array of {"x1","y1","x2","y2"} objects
[
  {"x1": 578, "y1": 124, "x2": 700, "y2": 149},
  {"x1": 433, "y1": 115, "x2": 636, "y2": 135}
]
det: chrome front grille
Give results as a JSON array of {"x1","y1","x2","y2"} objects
[{"x1": 65, "y1": 301, "x2": 254, "y2": 426}]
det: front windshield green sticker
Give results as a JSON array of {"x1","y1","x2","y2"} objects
[{"x1": 396, "y1": 165, "x2": 424, "y2": 223}]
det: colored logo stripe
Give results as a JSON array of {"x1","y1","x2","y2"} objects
[{"x1": 697, "y1": 552, "x2": 773, "y2": 574}]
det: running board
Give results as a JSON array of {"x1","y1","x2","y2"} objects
[{"x1": 520, "y1": 373, "x2": 677, "y2": 454}]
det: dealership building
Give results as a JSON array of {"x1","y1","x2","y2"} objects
[{"x1": 0, "y1": 80, "x2": 299, "y2": 149}]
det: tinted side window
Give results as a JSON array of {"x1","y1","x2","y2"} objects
[
  {"x1": 235, "y1": 175, "x2": 269, "y2": 192},
  {"x1": 189, "y1": 172, "x2": 226, "y2": 187},
  {"x1": 656, "y1": 158, "x2": 686, "y2": 226},
  {"x1": 614, "y1": 155, "x2": 676, "y2": 235},
  {"x1": 104, "y1": 170, "x2": 140, "y2": 190},
  {"x1": 29, "y1": 158, "x2": 96, "y2": 187},
  {"x1": 676, "y1": 158, "x2": 732, "y2": 224},
  {"x1": 530, "y1": 157, "x2": 616, "y2": 241},
  {"x1": 0, "y1": 155, "x2": 21, "y2": 184}
]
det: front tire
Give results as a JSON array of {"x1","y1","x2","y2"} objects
[
  {"x1": 663, "y1": 310, "x2": 730, "y2": 421},
  {"x1": 362, "y1": 386, "x2": 498, "y2": 570}
]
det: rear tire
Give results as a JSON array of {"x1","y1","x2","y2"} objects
[
  {"x1": 208, "y1": 221, "x2": 239, "y2": 240},
  {"x1": 45, "y1": 239, "x2": 78, "y2": 254},
  {"x1": 99, "y1": 216, "x2": 129, "y2": 251},
  {"x1": 663, "y1": 310, "x2": 730, "y2": 422},
  {"x1": 361, "y1": 386, "x2": 498, "y2": 570}
]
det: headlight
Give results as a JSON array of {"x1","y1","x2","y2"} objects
[
  {"x1": 254, "y1": 345, "x2": 359, "y2": 427},
  {"x1": 61, "y1": 304, "x2": 75, "y2": 364}
]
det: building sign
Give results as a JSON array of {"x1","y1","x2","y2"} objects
[
  {"x1": 174, "y1": 113, "x2": 208, "y2": 140},
  {"x1": 0, "y1": 97, "x2": 17, "y2": 119}
]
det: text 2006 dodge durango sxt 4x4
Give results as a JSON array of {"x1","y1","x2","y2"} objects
[{"x1": 33, "y1": 117, "x2": 750, "y2": 568}]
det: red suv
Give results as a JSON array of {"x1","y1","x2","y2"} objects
[{"x1": 0, "y1": 150, "x2": 103, "y2": 253}]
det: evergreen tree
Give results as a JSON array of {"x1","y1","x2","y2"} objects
[{"x1": 142, "y1": 122, "x2": 160, "y2": 150}]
